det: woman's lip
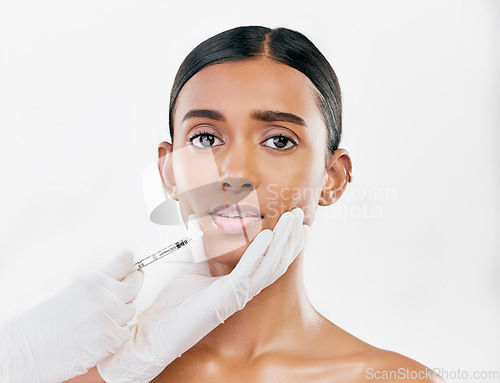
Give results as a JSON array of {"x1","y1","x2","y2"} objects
[
  {"x1": 209, "y1": 214, "x2": 263, "y2": 232},
  {"x1": 210, "y1": 203, "x2": 262, "y2": 218}
]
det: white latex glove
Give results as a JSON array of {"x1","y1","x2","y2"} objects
[
  {"x1": 0, "y1": 251, "x2": 144, "y2": 383},
  {"x1": 97, "y1": 207, "x2": 310, "y2": 383}
]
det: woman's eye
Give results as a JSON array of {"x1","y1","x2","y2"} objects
[
  {"x1": 262, "y1": 134, "x2": 298, "y2": 150},
  {"x1": 188, "y1": 132, "x2": 223, "y2": 148},
  {"x1": 188, "y1": 132, "x2": 297, "y2": 150}
]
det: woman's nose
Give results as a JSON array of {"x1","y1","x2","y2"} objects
[
  {"x1": 219, "y1": 177, "x2": 255, "y2": 193},
  {"x1": 217, "y1": 142, "x2": 259, "y2": 192}
]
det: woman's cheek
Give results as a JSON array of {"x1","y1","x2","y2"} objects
[
  {"x1": 173, "y1": 146, "x2": 222, "y2": 195},
  {"x1": 263, "y1": 184, "x2": 320, "y2": 226}
]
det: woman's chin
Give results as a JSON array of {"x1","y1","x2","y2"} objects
[
  {"x1": 200, "y1": 219, "x2": 267, "y2": 273},
  {"x1": 202, "y1": 229, "x2": 255, "y2": 259},
  {"x1": 204, "y1": 242, "x2": 248, "y2": 274}
]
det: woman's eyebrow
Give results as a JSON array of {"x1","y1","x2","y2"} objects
[
  {"x1": 182, "y1": 108, "x2": 307, "y2": 127},
  {"x1": 182, "y1": 109, "x2": 225, "y2": 122},
  {"x1": 252, "y1": 109, "x2": 307, "y2": 127}
]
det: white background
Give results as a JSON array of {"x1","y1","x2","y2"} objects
[{"x1": 1, "y1": 0, "x2": 499, "y2": 379}]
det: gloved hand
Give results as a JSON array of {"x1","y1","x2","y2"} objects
[
  {"x1": 0, "y1": 251, "x2": 144, "y2": 383},
  {"x1": 97, "y1": 207, "x2": 310, "y2": 383}
]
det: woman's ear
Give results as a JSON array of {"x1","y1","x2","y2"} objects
[
  {"x1": 158, "y1": 141, "x2": 178, "y2": 201},
  {"x1": 318, "y1": 149, "x2": 352, "y2": 206}
]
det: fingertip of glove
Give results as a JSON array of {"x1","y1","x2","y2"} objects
[
  {"x1": 302, "y1": 224, "x2": 311, "y2": 240},
  {"x1": 115, "y1": 249, "x2": 134, "y2": 264},
  {"x1": 137, "y1": 268, "x2": 145, "y2": 284},
  {"x1": 98, "y1": 250, "x2": 135, "y2": 279},
  {"x1": 127, "y1": 268, "x2": 145, "y2": 287},
  {"x1": 258, "y1": 229, "x2": 274, "y2": 246},
  {"x1": 291, "y1": 207, "x2": 304, "y2": 219}
]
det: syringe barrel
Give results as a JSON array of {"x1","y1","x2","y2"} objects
[{"x1": 133, "y1": 235, "x2": 194, "y2": 270}]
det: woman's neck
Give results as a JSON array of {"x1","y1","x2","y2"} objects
[{"x1": 198, "y1": 251, "x2": 320, "y2": 360}]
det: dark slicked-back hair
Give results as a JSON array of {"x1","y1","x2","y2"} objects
[{"x1": 169, "y1": 26, "x2": 342, "y2": 155}]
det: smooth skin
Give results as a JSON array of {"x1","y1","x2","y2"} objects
[{"x1": 66, "y1": 57, "x2": 442, "y2": 382}]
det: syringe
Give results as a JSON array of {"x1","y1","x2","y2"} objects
[{"x1": 134, "y1": 228, "x2": 208, "y2": 270}]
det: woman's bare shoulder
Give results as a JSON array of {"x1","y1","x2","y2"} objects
[
  {"x1": 316, "y1": 320, "x2": 444, "y2": 383},
  {"x1": 357, "y1": 348, "x2": 445, "y2": 383}
]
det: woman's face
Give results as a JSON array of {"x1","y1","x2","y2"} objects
[{"x1": 160, "y1": 57, "x2": 350, "y2": 271}]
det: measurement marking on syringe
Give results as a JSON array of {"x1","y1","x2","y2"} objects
[{"x1": 133, "y1": 227, "x2": 209, "y2": 270}]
